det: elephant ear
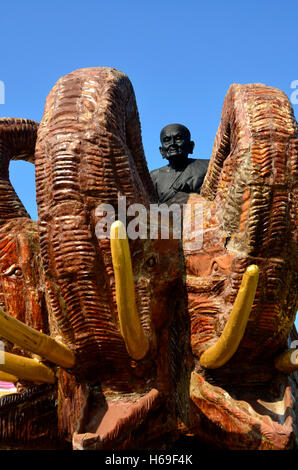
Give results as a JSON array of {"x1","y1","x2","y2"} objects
[
  {"x1": 0, "y1": 117, "x2": 38, "y2": 225},
  {"x1": 201, "y1": 83, "x2": 297, "y2": 258}
]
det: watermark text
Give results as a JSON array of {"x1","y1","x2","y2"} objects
[
  {"x1": 0, "y1": 81, "x2": 5, "y2": 105},
  {"x1": 94, "y1": 195, "x2": 203, "y2": 250},
  {"x1": 290, "y1": 80, "x2": 298, "y2": 105}
]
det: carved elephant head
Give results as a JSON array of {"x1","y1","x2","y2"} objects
[
  {"x1": 0, "y1": 69, "x2": 297, "y2": 450},
  {"x1": 177, "y1": 83, "x2": 298, "y2": 449},
  {"x1": 34, "y1": 68, "x2": 186, "y2": 449}
]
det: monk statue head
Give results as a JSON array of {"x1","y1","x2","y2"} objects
[{"x1": 159, "y1": 123, "x2": 195, "y2": 168}]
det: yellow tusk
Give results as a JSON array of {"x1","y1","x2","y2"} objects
[
  {"x1": 0, "y1": 307, "x2": 75, "y2": 369},
  {"x1": 110, "y1": 220, "x2": 150, "y2": 361},
  {"x1": 0, "y1": 351, "x2": 56, "y2": 384},
  {"x1": 200, "y1": 265, "x2": 259, "y2": 369},
  {"x1": 0, "y1": 371, "x2": 18, "y2": 383},
  {"x1": 0, "y1": 391, "x2": 17, "y2": 397},
  {"x1": 275, "y1": 349, "x2": 298, "y2": 374}
]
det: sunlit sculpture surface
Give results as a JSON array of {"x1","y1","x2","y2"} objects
[{"x1": 0, "y1": 68, "x2": 297, "y2": 450}]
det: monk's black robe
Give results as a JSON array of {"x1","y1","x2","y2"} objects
[{"x1": 150, "y1": 158, "x2": 209, "y2": 203}]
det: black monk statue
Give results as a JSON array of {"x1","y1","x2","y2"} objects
[{"x1": 150, "y1": 123, "x2": 209, "y2": 203}]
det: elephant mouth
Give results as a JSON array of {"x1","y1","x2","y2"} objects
[
  {"x1": 72, "y1": 387, "x2": 164, "y2": 450},
  {"x1": 189, "y1": 371, "x2": 296, "y2": 450}
]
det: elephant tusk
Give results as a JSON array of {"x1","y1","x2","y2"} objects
[
  {"x1": 110, "y1": 221, "x2": 150, "y2": 361},
  {"x1": 274, "y1": 349, "x2": 298, "y2": 374},
  {"x1": 0, "y1": 371, "x2": 18, "y2": 383},
  {"x1": 200, "y1": 265, "x2": 259, "y2": 369},
  {"x1": 0, "y1": 307, "x2": 75, "y2": 369},
  {"x1": 0, "y1": 351, "x2": 56, "y2": 384},
  {"x1": 0, "y1": 392, "x2": 16, "y2": 397}
]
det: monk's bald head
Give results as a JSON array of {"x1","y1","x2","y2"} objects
[
  {"x1": 159, "y1": 123, "x2": 194, "y2": 164},
  {"x1": 160, "y1": 123, "x2": 191, "y2": 142}
]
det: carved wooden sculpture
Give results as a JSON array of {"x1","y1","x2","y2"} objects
[
  {"x1": 0, "y1": 118, "x2": 59, "y2": 444},
  {"x1": 0, "y1": 68, "x2": 297, "y2": 450}
]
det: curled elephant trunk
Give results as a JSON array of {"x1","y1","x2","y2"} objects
[
  {"x1": 110, "y1": 221, "x2": 149, "y2": 361},
  {"x1": 0, "y1": 117, "x2": 38, "y2": 224},
  {"x1": 200, "y1": 265, "x2": 259, "y2": 369}
]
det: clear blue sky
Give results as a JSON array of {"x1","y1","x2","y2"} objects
[
  {"x1": 0, "y1": 1, "x2": 297, "y2": 327},
  {"x1": 1, "y1": 0, "x2": 297, "y2": 217},
  {"x1": 1, "y1": 0, "x2": 298, "y2": 215}
]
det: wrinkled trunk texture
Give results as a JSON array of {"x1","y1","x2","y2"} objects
[
  {"x1": 200, "y1": 84, "x2": 297, "y2": 363},
  {"x1": 35, "y1": 68, "x2": 157, "y2": 379}
]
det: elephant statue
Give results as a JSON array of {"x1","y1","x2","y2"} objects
[{"x1": 0, "y1": 68, "x2": 297, "y2": 450}]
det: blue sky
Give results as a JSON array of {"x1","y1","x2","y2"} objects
[
  {"x1": 1, "y1": 0, "x2": 297, "y2": 218},
  {"x1": 0, "y1": 1, "x2": 297, "y2": 328}
]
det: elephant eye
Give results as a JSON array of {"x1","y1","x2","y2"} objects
[
  {"x1": 3, "y1": 265, "x2": 23, "y2": 278},
  {"x1": 212, "y1": 261, "x2": 219, "y2": 273},
  {"x1": 146, "y1": 256, "x2": 157, "y2": 268}
]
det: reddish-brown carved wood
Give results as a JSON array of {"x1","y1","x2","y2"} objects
[{"x1": 0, "y1": 71, "x2": 297, "y2": 450}]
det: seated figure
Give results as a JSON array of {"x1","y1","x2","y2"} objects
[{"x1": 150, "y1": 123, "x2": 209, "y2": 203}]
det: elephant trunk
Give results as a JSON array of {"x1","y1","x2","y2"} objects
[
  {"x1": 35, "y1": 68, "x2": 154, "y2": 378},
  {"x1": 200, "y1": 84, "x2": 297, "y2": 362}
]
